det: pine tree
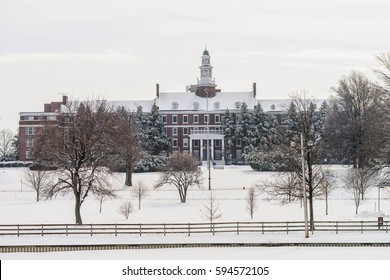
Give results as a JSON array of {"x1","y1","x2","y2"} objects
[
  {"x1": 235, "y1": 102, "x2": 252, "y2": 158},
  {"x1": 221, "y1": 109, "x2": 235, "y2": 164},
  {"x1": 144, "y1": 103, "x2": 169, "y2": 155},
  {"x1": 286, "y1": 101, "x2": 300, "y2": 143}
]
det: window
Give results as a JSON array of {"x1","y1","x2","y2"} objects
[
  {"x1": 235, "y1": 101, "x2": 241, "y2": 109},
  {"x1": 25, "y1": 150, "x2": 32, "y2": 160},
  {"x1": 26, "y1": 138, "x2": 35, "y2": 147},
  {"x1": 271, "y1": 104, "x2": 276, "y2": 110},
  {"x1": 172, "y1": 102, "x2": 178, "y2": 109},
  {"x1": 215, "y1": 139, "x2": 222, "y2": 148},
  {"x1": 214, "y1": 102, "x2": 220, "y2": 109},
  {"x1": 26, "y1": 127, "x2": 36, "y2": 135},
  {"x1": 173, "y1": 127, "x2": 178, "y2": 135},
  {"x1": 172, "y1": 115, "x2": 178, "y2": 124},
  {"x1": 162, "y1": 115, "x2": 167, "y2": 124},
  {"x1": 183, "y1": 115, "x2": 188, "y2": 123},
  {"x1": 215, "y1": 114, "x2": 220, "y2": 124},
  {"x1": 193, "y1": 102, "x2": 199, "y2": 110},
  {"x1": 183, "y1": 127, "x2": 189, "y2": 135},
  {"x1": 204, "y1": 115, "x2": 209, "y2": 124},
  {"x1": 193, "y1": 115, "x2": 199, "y2": 123},
  {"x1": 172, "y1": 139, "x2": 178, "y2": 148},
  {"x1": 194, "y1": 140, "x2": 200, "y2": 147},
  {"x1": 183, "y1": 138, "x2": 189, "y2": 148}
]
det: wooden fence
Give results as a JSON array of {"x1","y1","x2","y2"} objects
[{"x1": 0, "y1": 220, "x2": 388, "y2": 237}]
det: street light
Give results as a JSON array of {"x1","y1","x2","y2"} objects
[
  {"x1": 377, "y1": 180, "x2": 389, "y2": 212},
  {"x1": 291, "y1": 132, "x2": 313, "y2": 238},
  {"x1": 204, "y1": 88, "x2": 211, "y2": 190}
]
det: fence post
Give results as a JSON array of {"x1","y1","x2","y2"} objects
[
  {"x1": 286, "y1": 222, "x2": 289, "y2": 235},
  {"x1": 212, "y1": 223, "x2": 215, "y2": 236},
  {"x1": 386, "y1": 221, "x2": 388, "y2": 233},
  {"x1": 66, "y1": 224, "x2": 68, "y2": 236},
  {"x1": 164, "y1": 223, "x2": 166, "y2": 236},
  {"x1": 17, "y1": 224, "x2": 19, "y2": 237},
  {"x1": 361, "y1": 221, "x2": 363, "y2": 234},
  {"x1": 262, "y1": 222, "x2": 264, "y2": 235},
  {"x1": 41, "y1": 224, "x2": 44, "y2": 236},
  {"x1": 115, "y1": 224, "x2": 117, "y2": 237},
  {"x1": 336, "y1": 221, "x2": 338, "y2": 234},
  {"x1": 188, "y1": 223, "x2": 190, "y2": 236},
  {"x1": 90, "y1": 224, "x2": 93, "y2": 236},
  {"x1": 139, "y1": 224, "x2": 142, "y2": 236},
  {"x1": 237, "y1": 222, "x2": 239, "y2": 235}
]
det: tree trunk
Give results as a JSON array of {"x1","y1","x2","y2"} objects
[
  {"x1": 75, "y1": 195, "x2": 83, "y2": 224},
  {"x1": 325, "y1": 192, "x2": 329, "y2": 215},
  {"x1": 125, "y1": 168, "x2": 132, "y2": 186}
]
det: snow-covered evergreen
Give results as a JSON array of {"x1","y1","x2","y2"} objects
[{"x1": 221, "y1": 109, "x2": 235, "y2": 164}]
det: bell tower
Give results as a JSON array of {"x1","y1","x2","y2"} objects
[
  {"x1": 195, "y1": 48, "x2": 220, "y2": 98},
  {"x1": 199, "y1": 48, "x2": 213, "y2": 85}
]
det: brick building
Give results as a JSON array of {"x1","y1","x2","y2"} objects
[{"x1": 18, "y1": 49, "x2": 291, "y2": 162}]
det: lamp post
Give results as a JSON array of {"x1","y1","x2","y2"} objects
[
  {"x1": 377, "y1": 180, "x2": 389, "y2": 212},
  {"x1": 204, "y1": 88, "x2": 211, "y2": 190},
  {"x1": 291, "y1": 132, "x2": 313, "y2": 238}
]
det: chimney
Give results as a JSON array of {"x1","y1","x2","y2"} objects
[
  {"x1": 62, "y1": 95, "x2": 68, "y2": 105},
  {"x1": 253, "y1": 83, "x2": 257, "y2": 98},
  {"x1": 156, "y1": 83, "x2": 160, "y2": 98}
]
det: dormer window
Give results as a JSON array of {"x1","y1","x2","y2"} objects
[
  {"x1": 193, "y1": 102, "x2": 199, "y2": 110},
  {"x1": 214, "y1": 101, "x2": 220, "y2": 109},
  {"x1": 234, "y1": 101, "x2": 241, "y2": 109},
  {"x1": 172, "y1": 102, "x2": 178, "y2": 110},
  {"x1": 271, "y1": 104, "x2": 276, "y2": 110}
]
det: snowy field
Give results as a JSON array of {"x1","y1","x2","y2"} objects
[{"x1": 1, "y1": 165, "x2": 390, "y2": 260}]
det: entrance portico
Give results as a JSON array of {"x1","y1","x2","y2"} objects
[{"x1": 189, "y1": 128, "x2": 224, "y2": 163}]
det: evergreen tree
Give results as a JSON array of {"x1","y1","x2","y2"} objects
[
  {"x1": 286, "y1": 101, "x2": 300, "y2": 143},
  {"x1": 235, "y1": 102, "x2": 252, "y2": 158},
  {"x1": 250, "y1": 104, "x2": 278, "y2": 151},
  {"x1": 221, "y1": 109, "x2": 235, "y2": 164},
  {"x1": 144, "y1": 103, "x2": 169, "y2": 155}
]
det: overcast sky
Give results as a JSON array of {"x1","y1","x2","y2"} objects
[{"x1": 1, "y1": 0, "x2": 389, "y2": 131}]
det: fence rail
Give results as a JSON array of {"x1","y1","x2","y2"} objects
[{"x1": 0, "y1": 220, "x2": 388, "y2": 237}]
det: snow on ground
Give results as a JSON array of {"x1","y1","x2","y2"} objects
[{"x1": 1, "y1": 165, "x2": 390, "y2": 260}]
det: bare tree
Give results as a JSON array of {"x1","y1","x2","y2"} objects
[
  {"x1": 109, "y1": 106, "x2": 143, "y2": 186},
  {"x1": 23, "y1": 169, "x2": 52, "y2": 202},
  {"x1": 318, "y1": 167, "x2": 336, "y2": 215},
  {"x1": 326, "y1": 71, "x2": 384, "y2": 167},
  {"x1": 131, "y1": 180, "x2": 149, "y2": 210},
  {"x1": 257, "y1": 172, "x2": 302, "y2": 205},
  {"x1": 0, "y1": 129, "x2": 15, "y2": 161},
  {"x1": 33, "y1": 99, "x2": 116, "y2": 224},
  {"x1": 246, "y1": 187, "x2": 257, "y2": 220},
  {"x1": 155, "y1": 152, "x2": 203, "y2": 203},
  {"x1": 118, "y1": 201, "x2": 133, "y2": 220},
  {"x1": 95, "y1": 186, "x2": 117, "y2": 213},
  {"x1": 201, "y1": 192, "x2": 222, "y2": 233},
  {"x1": 343, "y1": 167, "x2": 377, "y2": 214}
]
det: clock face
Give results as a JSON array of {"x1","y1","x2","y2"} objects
[{"x1": 203, "y1": 68, "x2": 210, "y2": 77}]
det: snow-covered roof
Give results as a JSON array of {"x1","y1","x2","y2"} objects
[
  {"x1": 107, "y1": 100, "x2": 155, "y2": 112},
  {"x1": 156, "y1": 91, "x2": 257, "y2": 112},
  {"x1": 59, "y1": 100, "x2": 155, "y2": 113}
]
